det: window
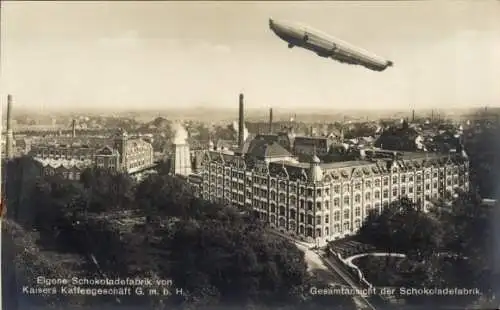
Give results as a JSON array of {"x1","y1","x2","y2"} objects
[
  {"x1": 316, "y1": 216, "x2": 321, "y2": 225},
  {"x1": 334, "y1": 198, "x2": 340, "y2": 207},
  {"x1": 334, "y1": 211, "x2": 340, "y2": 221},
  {"x1": 375, "y1": 191, "x2": 380, "y2": 199},
  {"x1": 383, "y1": 178, "x2": 389, "y2": 186},
  {"x1": 307, "y1": 201, "x2": 313, "y2": 210},
  {"x1": 365, "y1": 192, "x2": 371, "y2": 200},
  {"x1": 383, "y1": 190, "x2": 389, "y2": 199},
  {"x1": 354, "y1": 182, "x2": 361, "y2": 191},
  {"x1": 365, "y1": 181, "x2": 372, "y2": 188},
  {"x1": 334, "y1": 185, "x2": 340, "y2": 194},
  {"x1": 325, "y1": 215, "x2": 329, "y2": 224},
  {"x1": 325, "y1": 201, "x2": 330, "y2": 209},
  {"x1": 401, "y1": 175, "x2": 406, "y2": 183},
  {"x1": 354, "y1": 219, "x2": 361, "y2": 229},
  {"x1": 401, "y1": 186, "x2": 406, "y2": 195},
  {"x1": 343, "y1": 222, "x2": 350, "y2": 231},
  {"x1": 355, "y1": 207, "x2": 361, "y2": 217},
  {"x1": 343, "y1": 209, "x2": 350, "y2": 219},
  {"x1": 375, "y1": 179, "x2": 381, "y2": 187},
  {"x1": 392, "y1": 176, "x2": 398, "y2": 184},
  {"x1": 316, "y1": 202, "x2": 322, "y2": 210},
  {"x1": 355, "y1": 194, "x2": 361, "y2": 203},
  {"x1": 343, "y1": 196, "x2": 350, "y2": 205},
  {"x1": 392, "y1": 187, "x2": 398, "y2": 197}
]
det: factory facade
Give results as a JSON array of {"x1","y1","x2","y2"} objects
[{"x1": 200, "y1": 147, "x2": 469, "y2": 244}]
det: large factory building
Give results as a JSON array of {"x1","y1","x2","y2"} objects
[{"x1": 197, "y1": 94, "x2": 470, "y2": 245}]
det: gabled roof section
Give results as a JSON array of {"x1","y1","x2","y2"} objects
[
  {"x1": 96, "y1": 145, "x2": 117, "y2": 156},
  {"x1": 246, "y1": 140, "x2": 291, "y2": 159}
]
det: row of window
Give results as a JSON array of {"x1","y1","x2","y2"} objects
[
  {"x1": 205, "y1": 170, "x2": 466, "y2": 196},
  {"x1": 206, "y1": 178, "x2": 463, "y2": 207},
  {"x1": 43, "y1": 168, "x2": 82, "y2": 180}
]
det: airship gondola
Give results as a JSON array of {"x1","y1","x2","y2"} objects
[{"x1": 269, "y1": 19, "x2": 394, "y2": 72}]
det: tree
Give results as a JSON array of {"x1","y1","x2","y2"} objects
[
  {"x1": 357, "y1": 198, "x2": 444, "y2": 259},
  {"x1": 80, "y1": 168, "x2": 135, "y2": 213},
  {"x1": 163, "y1": 205, "x2": 308, "y2": 308},
  {"x1": 135, "y1": 174, "x2": 197, "y2": 219},
  {"x1": 431, "y1": 192, "x2": 496, "y2": 295}
]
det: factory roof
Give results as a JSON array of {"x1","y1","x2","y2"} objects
[
  {"x1": 246, "y1": 140, "x2": 291, "y2": 159},
  {"x1": 34, "y1": 157, "x2": 93, "y2": 169}
]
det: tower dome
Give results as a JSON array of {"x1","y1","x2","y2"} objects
[{"x1": 309, "y1": 154, "x2": 323, "y2": 182}]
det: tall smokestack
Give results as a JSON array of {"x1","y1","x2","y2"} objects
[
  {"x1": 238, "y1": 93, "x2": 244, "y2": 148},
  {"x1": 71, "y1": 119, "x2": 76, "y2": 138},
  {"x1": 412, "y1": 109, "x2": 415, "y2": 123},
  {"x1": 269, "y1": 108, "x2": 273, "y2": 133},
  {"x1": 6, "y1": 94, "x2": 14, "y2": 159}
]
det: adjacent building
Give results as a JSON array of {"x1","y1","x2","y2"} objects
[
  {"x1": 199, "y1": 142, "x2": 469, "y2": 245},
  {"x1": 30, "y1": 129, "x2": 154, "y2": 180}
]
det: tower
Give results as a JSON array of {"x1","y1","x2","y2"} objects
[
  {"x1": 269, "y1": 108, "x2": 273, "y2": 133},
  {"x1": 309, "y1": 153, "x2": 323, "y2": 183},
  {"x1": 6, "y1": 94, "x2": 14, "y2": 159},
  {"x1": 171, "y1": 123, "x2": 192, "y2": 176},
  {"x1": 71, "y1": 119, "x2": 76, "y2": 138},
  {"x1": 113, "y1": 129, "x2": 128, "y2": 171},
  {"x1": 238, "y1": 93, "x2": 245, "y2": 148}
]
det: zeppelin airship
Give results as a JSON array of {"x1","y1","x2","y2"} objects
[{"x1": 269, "y1": 18, "x2": 394, "y2": 72}]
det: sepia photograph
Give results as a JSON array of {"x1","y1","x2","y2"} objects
[{"x1": 1, "y1": 1, "x2": 500, "y2": 309}]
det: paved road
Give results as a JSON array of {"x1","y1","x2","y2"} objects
[
  {"x1": 293, "y1": 241, "x2": 345, "y2": 286},
  {"x1": 269, "y1": 230, "x2": 377, "y2": 310}
]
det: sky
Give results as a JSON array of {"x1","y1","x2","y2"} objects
[{"x1": 1, "y1": 1, "x2": 500, "y2": 112}]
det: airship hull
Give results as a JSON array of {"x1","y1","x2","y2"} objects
[{"x1": 269, "y1": 19, "x2": 393, "y2": 72}]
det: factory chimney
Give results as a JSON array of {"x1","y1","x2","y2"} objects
[
  {"x1": 238, "y1": 93, "x2": 245, "y2": 148},
  {"x1": 269, "y1": 108, "x2": 273, "y2": 133},
  {"x1": 412, "y1": 109, "x2": 415, "y2": 123},
  {"x1": 6, "y1": 94, "x2": 14, "y2": 159},
  {"x1": 71, "y1": 119, "x2": 76, "y2": 138}
]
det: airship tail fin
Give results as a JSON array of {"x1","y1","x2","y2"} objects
[{"x1": 387, "y1": 61, "x2": 394, "y2": 67}]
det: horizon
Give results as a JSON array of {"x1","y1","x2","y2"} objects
[{"x1": 1, "y1": 1, "x2": 499, "y2": 111}]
